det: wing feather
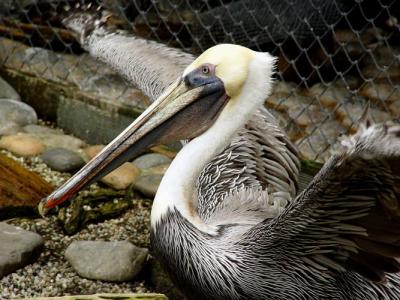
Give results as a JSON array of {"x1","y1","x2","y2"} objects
[{"x1": 268, "y1": 119, "x2": 400, "y2": 282}]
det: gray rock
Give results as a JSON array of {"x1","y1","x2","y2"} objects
[
  {"x1": 0, "y1": 222, "x2": 44, "y2": 279},
  {"x1": 0, "y1": 99, "x2": 37, "y2": 127},
  {"x1": 0, "y1": 77, "x2": 20, "y2": 101},
  {"x1": 133, "y1": 153, "x2": 171, "y2": 169},
  {"x1": 40, "y1": 148, "x2": 85, "y2": 172},
  {"x1": 34, "y1": 133, "x2": 85, "y2": 151},
  {"x1": 0, "y1": 122, "x2": 24, "y2": 136},
  {"x1": 23, "y1": 124, "x2": 61, "y2": 135},
  {"x1": 133, "y1": 174, "x2": 163, "y2": 198},
  {"x1": 65, "y1": 240, "x2": 148, "y2": 282}
]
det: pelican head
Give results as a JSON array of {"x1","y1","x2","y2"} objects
[{"x1": 39, "y1": 44, "x2": 276, "y2": 215}]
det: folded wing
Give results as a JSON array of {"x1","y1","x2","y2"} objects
[{"x1": 270, "y1": 118, "x2": 400, "y2": 282}]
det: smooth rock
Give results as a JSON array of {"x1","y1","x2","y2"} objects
[
  {"x1": 0, "y1": 122, "x2": 24, "y2": 136},
  {"x1": 0, "y1": 99, "x2": 37, "y2": 127},
  {"x1": 150, "y1": 145, "x2": 178, "y2": 159},
  {"x1": 34, "y1": 133, "x2": 85, "y2": 151},
  {"x1": 83, "y1": 144, "x2": 105, "y2": 161},
  {"x1": 23, "y1": 124, "x2": 61, "y2": 135},
  {"x1": 40, "y1": 148, "x2": 85, "y2": 172},
  {"x1": 0, "y1": 77, "x2": 20, "y2": 100},
  {"x1": 101, "y1": 163, "x2": 140, "y2": 190},
  {"x1": 0, "y1": 222, "x2": 44, "y2": 278},
  {"x1": 133, "y1": 153, "x2": 171, "y2": 170},
  {"x1": 0, "y1": 134, "x2": 45, "y2": 156},
  {"x1": 65, "y1": 240, "x2": 148, "y2": 282},
  {"x1": 133, "y1": 174, "x2": 163, "y2": 198}
]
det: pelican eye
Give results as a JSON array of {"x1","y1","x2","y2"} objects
[{"x1": 201, "y1": 65, "x2": 210, "y2": 75}]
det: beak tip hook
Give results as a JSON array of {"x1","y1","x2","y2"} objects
[{"x1": 38, "y1": 198, "x2": 50, "y2": 217}]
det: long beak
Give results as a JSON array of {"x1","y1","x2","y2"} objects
[{"x1": 38, "y1": 76, "x2": 227, "y2": 216}]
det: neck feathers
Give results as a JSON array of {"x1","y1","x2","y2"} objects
[{"x1": 151, "y1": 52, "x2": 276, "y2": 233}]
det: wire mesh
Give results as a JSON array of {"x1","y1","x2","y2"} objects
[{"x1": 0, "y1": 0, "x2": 399, "y2": 162}]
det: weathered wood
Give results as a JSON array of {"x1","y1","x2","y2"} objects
[
  {"x1": 0, "y1": 153, "x2": 54, "y2": 219},
  {"x1": 16, "y1": 293, "x2": 168, "y2": 300}
]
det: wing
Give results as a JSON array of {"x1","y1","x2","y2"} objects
[
  {"x1": 61, "y1": 4, "x2": 300, "y2": 220},
  {"x1": 62, "y1": 3, "x2": 193, "y2": 101},
  {"x1": 266, "y1": 118, "x2": 400, "y2": 282}
]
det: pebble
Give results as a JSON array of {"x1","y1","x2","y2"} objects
[
  {"x1": 101, "y1": 162, "x2": 141, "y2": 190},
  {"x1": 0, "y1": 99, "x2": 37, "y2": 127},
  {"x1": 133, "y1": 174, "x2": 163, "y2": 198},
  {"x1": 23, "y1": 124, "x2": 62, "y2": 135},
  {"x1": 83, "y1": 144, "x2": 105, "y2": 161},
  {"x1": 40, "y1": 148, "x2": 85, "y2": 172},
  {"x1": 0, "y1": 121, "x2": 24, "y2": 136},
  {"x1": 81, "y1": 145, "x2": 141, "y2": 190},
  {"x1": 0, "y1": 222, "x2": 44, "y2": 279},
  {"x1": 34, "y1": 133, "x2": 85, "y2": 151},
  {"x1": 0, "y1": 202, "x2": 152, "y2": 298},
  {"x1": 0, "y1": 134, "x2": 45, "y2": 156},
  {"x1": 0, "y1": 77, "x2": 20, "y2": 100},
  {"x1": 133, "y1": 153, "x2": 171, "y2": 169},
  {"x1": 65, "y1": 240, "x2": 148, "y2": 282}
]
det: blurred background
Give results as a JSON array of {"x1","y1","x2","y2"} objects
[{"x1": 0, "y1": 0, "x2": 398, "y2": 163}]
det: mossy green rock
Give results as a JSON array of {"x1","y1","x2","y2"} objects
[{"x1": 57, "y1": 189, "x2": 131, "y2": 234}]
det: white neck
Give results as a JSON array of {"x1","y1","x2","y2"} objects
[{"x1": 151, "y1": 52, "x2": 275, "y2": 233}]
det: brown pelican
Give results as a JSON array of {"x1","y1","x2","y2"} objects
[{"x1": 40, "y1": 44, "x2": 400, "y2": 299}]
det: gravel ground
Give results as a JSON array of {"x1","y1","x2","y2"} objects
[{"x1": 0, "y1": 149, "x2": 154, "y2": 299}]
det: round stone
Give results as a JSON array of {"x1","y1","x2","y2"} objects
[
  {"x1": 133, "y1": 153, "x2": 171, "y2": 169},
  {"x1": 0, "y1": 134, "x2": 45, "y2": 157},
  {"x1": 0, "y1": 77, "x2": 20, "y2": 101},
  {"x1": 0, "y1": 222, "x2": 44, "y2": 279},
  {"x1": 0, "y1": 99, "x2": 37, "y2": 127},
  {"x1": 0, "y1": 122, "x2": 25, "y2": 136},
  {"x1": 23, "y1": 124, "x2": 61, "y2": 135},
  {"x1": 34, "y1": 133, "x2": 85, "y2": 151},
  {"x1": 40, "y1": 148, "x2": 85, "y2": 172},
  {"x1": 101, "y1": 162, "x2": 140, "y2": 190},
  {"x1": 133, "y1": 174, "x2": 163, "y2": 198},
  {"x1": 82, "y1": 145, "x2": 105, "y2": 161},
  {"x1": 65, "y1": 240, "x2": 148, "y2": 282}
]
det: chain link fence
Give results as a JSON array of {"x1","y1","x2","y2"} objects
[{"x1": 0, "y1": 0, "x2": 399, "y2": 162}]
